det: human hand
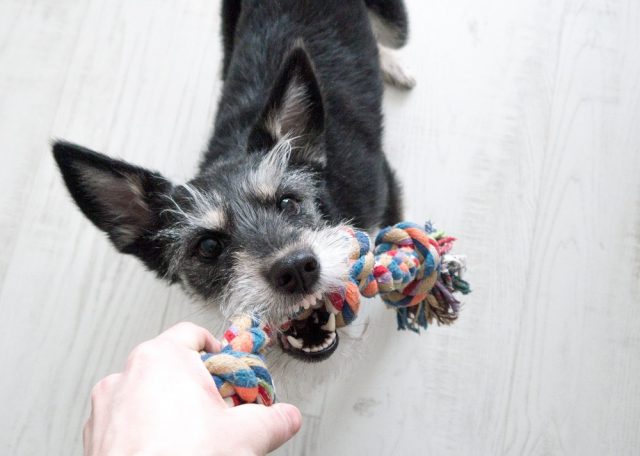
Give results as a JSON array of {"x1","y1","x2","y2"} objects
[{"x1": 84, "y1": 322, "x2": 301, "y2": 455}]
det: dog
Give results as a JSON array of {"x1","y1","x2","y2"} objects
[{"x1": 53, "y1": 0, "x2": 412, "y2": 363}]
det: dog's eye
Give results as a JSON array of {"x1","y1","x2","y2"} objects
[
  {"x1": 198, "y1": 237, "x2": 222, "y2": 259},
  {"x1": 278, "y1": 196, "x2": 301, "y2": 216}
]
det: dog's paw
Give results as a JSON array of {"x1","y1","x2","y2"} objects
[{"x1": 378, "y1": 44, "x2": 416, "y2": 90}]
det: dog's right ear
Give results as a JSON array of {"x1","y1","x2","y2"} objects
[
  {"x1": 248, "y1": 44, "x2": 326, "y2": 165},
  {"x1": 52, "y1": 141, "x2": 173, "y2": 267}
]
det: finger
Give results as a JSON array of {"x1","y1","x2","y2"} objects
[
  {"x1": 228, "y1": 403, "x2": 302, "y2": 454},
  {"x1": 158, "y1": 322, "x2": 220, "y2": 352}
]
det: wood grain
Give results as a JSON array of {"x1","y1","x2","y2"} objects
[{"x1": 1, "y1": 0, "x2": 638, "y2": 454}]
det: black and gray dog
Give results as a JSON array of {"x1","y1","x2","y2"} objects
[{"x1": 54, "y1": 0, "x2": 412, "y2": 362}]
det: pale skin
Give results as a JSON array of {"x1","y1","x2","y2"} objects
[{"x1": 84, "y1": 322, "x2": 302, "y2": 455}]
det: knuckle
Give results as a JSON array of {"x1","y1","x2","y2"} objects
[
  {"x1": 127, "y1": 341, "x2": 158, "y2": 365},
  {"x1": 90, "y1": 373, "x2": 118, "y2": 398},
  {"x1": 101, "y1": 373, "x2": 120, "y2": 387},
  {"x1": 89, "y1": 381, "x2": 105, "y2": 402},
  {"x1": 89, "y1": 386, "x2": 98, "y2": 403}
]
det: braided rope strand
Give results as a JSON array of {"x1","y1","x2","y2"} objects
[{"x1": 201, "y1": 315, "x2": 276, "y2": 406}]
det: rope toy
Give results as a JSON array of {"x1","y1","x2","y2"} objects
[
  {"x1": 330, "y1": 221, "x2": 470, "y2": 332},
  {"x1": 201, "y1": 221, "x2": 470, "y2": 406},
  {"x1": 201, "y1": 315, "x2": 275, "y2": 406}
]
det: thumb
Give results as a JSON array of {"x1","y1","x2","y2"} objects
[{"x1": 228, "y1": 403, "x2": 302, "y2": 454}]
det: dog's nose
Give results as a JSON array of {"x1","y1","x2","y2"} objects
[{"x1": 269, "y1": 249, "x2": 320, "y2": 294}]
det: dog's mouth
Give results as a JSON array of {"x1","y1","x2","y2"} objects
[{"x1": 278, "y1": 292, "x2": 339, "y2": 361}]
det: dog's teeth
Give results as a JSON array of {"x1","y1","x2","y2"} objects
[
  {"x1": 323, "y1": 331, "x2": 336, "y2": 347},
  {"x1": 302, "y1": 347, "x2": 311, "y2": 353},
  {"x1": 286, "y1": 336, "x2": 304, "y2": 349},
  {"x1": 321, "y1": 313, "x2": 336, "y2": 332},
  {"x1": 289, "y1": 304, "x2": 301, "y2": 315},
  {"x1": 314, "y1": 291, "x2": 322, "y2": 300},
  {"x1": 325, "y1": 298, "x2": 340, "y2": 315}
]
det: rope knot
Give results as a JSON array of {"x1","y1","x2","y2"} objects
[
  {"x1": 331, "y1": 222, "x2": 470, "y2": 331},
  {"x1": 201, "y1": 315, "x2": 275, "y2": 406}
]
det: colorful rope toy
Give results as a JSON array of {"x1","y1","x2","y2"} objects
[
  {"x1": 201, "y1": 315, "x2": 275, "y2": 406},
  {"x1": 200, "y1": 221, "x2": 470, "y2": 407},
  {"x1": 330, "y1": 221, "x2": 470, "y2": 332}
]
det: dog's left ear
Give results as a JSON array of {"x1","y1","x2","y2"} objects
[
  {"x1": 52, "y1": 141, "x2": 173, "y2": 272},
  {"x1": 248, "y1": 44, "x2": 326, "y2": 165}
]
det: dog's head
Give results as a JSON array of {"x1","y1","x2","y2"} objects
[{"x1": 53, "y1": 47, "x2": 353, "y2": 361}]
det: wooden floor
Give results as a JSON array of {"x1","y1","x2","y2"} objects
[{"x1": 1, "y1": 0, "x2": 639, "y2": 454}]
